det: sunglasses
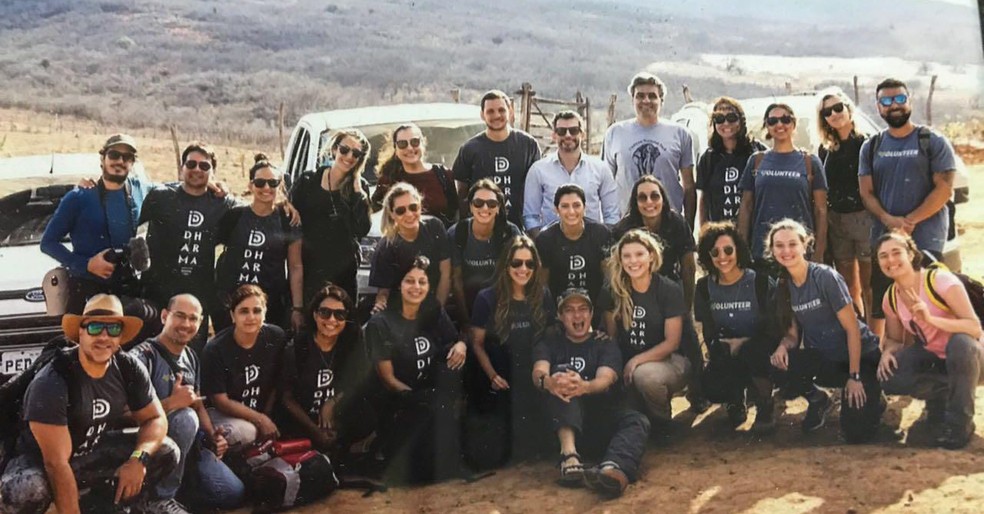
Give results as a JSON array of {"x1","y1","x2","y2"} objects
[
  {"x1": 393, "y1": 203, "x2": 420, "y2": 216},
  {"x1": 637, "y1": 191, "x2": 661, "y2": 203},
  {"x1": 510, "y1": 258, "x2": 536, "y2": 269},
  {"x1": 105, "y1": 150, "x2": 136, "y2": 163},
  {"x1": 235, "y1": 307, "x2": 264, "y2": 315},
  {"x1": 82, "y1": 321, "x2": 124, "y2": 337},
  {"x1": 184, "y1": 160, "x2": 212, "y2": 172},
  {"x1": 710, "y1": 245, "x2": 735, "y2": 258},
  {"x1": 395, "y1": 138, "x2": 422, "y2": 150},
  {"x1": 766, "y1": 115, "x2": 794, "y2": 126},
  {"x1": 820, "y1": 102, "x2": 846, "y2": 118},
  {"x1": 471, "y1": 198, "x2": 500, "y2": 209},
  {"x1": 251, "y1": 178, "x2": 281, "y2": 189},
  {"x1": 712, "y1": 112, "x2": 740, "y2": 124},
  {"x1": 337, "y1": 144, "x2": 366, "y2": 160},
  {"x1": 315, "y1": 307, "x2": 348, "y2": 322},
  {"x1": 878, "y1": 94, "x2": 908, "y2": 107},
  {"x1": 634, "y1": 92, "x2": 660, "y2": 101},
  {"x1": 554, "y1": 127, "x2": 582, "y2": 137}
]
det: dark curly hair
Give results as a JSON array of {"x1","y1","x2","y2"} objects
[{"x1": 697, "y1": 221, "x2": 753, "y2": 279}]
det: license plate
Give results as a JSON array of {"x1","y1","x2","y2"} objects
[{"x1": 2, "y1": 348, "x2": 42, "y2": 376}]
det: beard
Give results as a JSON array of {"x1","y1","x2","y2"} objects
[
  {"x1": 882, "y1": 109, "x2": 911, "y2": 129},
  {"x1": 102, "y1": 170, "x2": 128, "y2": 184}
]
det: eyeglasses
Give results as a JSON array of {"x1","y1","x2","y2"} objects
[
  {"x1": 554, "y1": 127, "x2": 582, "y2": 137},
  {"x1": 315, "y1": 307, "x2": 348, "y2": 322},
  {"x1": 395, "y1": 138, "x2": 421, "y2": 150},
  {"x1": 82, "y1": 321, "x2": 123, "y2": 337},
  {"x1": 820, "y1": 102, "x2": 846, "y2": 118},
  {"x1": 710, "y1": 246, "x2": 735, "y2": 258},
  {"x1": 105, "y1": 150, "x2": 136, "y2": 163},
  {"x1": 637, "y1": 191, "x2": 661, "y2": 203},
  {"x1": 251, "y1": 178, "x2": 281, "y2": 189},
  {"x1": 337, "y1": 144, "x2": 366, "y2": 160},
  {"x1": 878, "y1": 94, "x2": 908, "y2": 107},
  {"x1": 766, "y1": 115, "x2": 794, "y2": 126},
  {"x1": 170, "y1": 311, "x2": 201, "y2": 324},
  {"x1": 393, "y1": 203, "x2": 420, "y2": 216},
  {"x1": 712, "y1": 112, "x2": 740, "y2": 124},
  {"x1": 184, "y1": 160, "x2": 212, "y2": 172},
  {"x1": 634, "y1": 92, "x2": 660, "y2": 101},
  {"x1": 471, "y1": 198, "x2": 500, "y2": 209},
  {"x1": 510, "y1": 258, "x2": 536, "y2": 269}
]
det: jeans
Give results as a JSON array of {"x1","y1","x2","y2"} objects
[
  {"x1": 628, "y1": 354, "x2": 692, "y2": 421},
  {"x1": 542, "y1": 392, "x2": 650, "y2": 482},
  {"x1": 0, "y1": 431, "x2": 178, "y2": 514},
  {"x1": 207, "y1": 408, "x2": 258, "y2": 447},
  {"x1": 881, "y1": 333, "x2": 984, "y2": 428}
]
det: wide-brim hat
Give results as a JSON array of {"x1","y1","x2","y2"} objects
[{"x1": 61, "y1": 294, "x2": 143, "y2": 343}]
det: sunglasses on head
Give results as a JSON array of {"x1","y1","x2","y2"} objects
[
  {"x1": 878, "y1": 94, "x2": 908, "y2": 107},
  {"x1": 315, "y1": 307, "x2": 348, "y2": 322},
  {"x1": 471, "y1": 198, "x2": 499, "y2": 209},
  {"x1": 393, "y1": 203, "x2": 420, "y2": 216},
  {"x1": 510, "y1": 258, "x2": 536, "y2": 270},
  {"x1": 710, "y1": 245, "x2": 735, "y2": 258},
  {"x1": 184, "y1": 160, "x2": 212, "y2": 172},
  {"x1": 766, "y1": 115, "x2": 794, "y2": 126},
  {"x1": 82, "y1": 321, "x2": 124, "y2": 337},
  {"x1": 395, "y1": 138, "x2": 421, "y2": 150},
  {"x1": 820, "y1": 102, "x2": 846, "y2": 118},
  {"x1": 712, "y1": 112, "x2": 740, "y2": 124},
  {"x1": 251, "y1": 178, "x2": 281, "y2": 189},
  {"x1": 634, "y1": 92, "x2": 660, "y2": 101},
  {"x1": 337, "y1": 144, "x2": 366, "y2": 160},
  {"x1": 554, "y1": 126, "x2": 582, "y2": 137},
  {"x1": 637, "y1": 191, "x2": 661, "y2": 203},
  {"x1": 105, "y1": 150, "x2": 136, "y2": 163}
]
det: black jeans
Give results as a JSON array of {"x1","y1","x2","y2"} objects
[
  {"x1": 772, "y1": 347, "x2": 884, "y2": 443},
  {"x1": 702, "y1": 335, "x2": 775, "y2": 406},
  {"x1": 543, "y1": 391, "x2": 650, "y2": 482}
]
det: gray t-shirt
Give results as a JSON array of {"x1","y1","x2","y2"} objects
[
  {"x1": 602, "y1": 118, "x2": 696, "y2": 217},
  {"x1": 129, "y1": 338, "x2": 200, "y2": 401},
  {"x1": 738, "y1": 151, "x2": 827, "y2": 259},
  {"x1": 788, "y1": 263, "x2": 878, "y2": 361},
  {"x1": 701, "y1": 269, "x2": 763, "y2": 338},
  {"x1": 858, "y1": 127, "x2": 956, "y2": 253}
]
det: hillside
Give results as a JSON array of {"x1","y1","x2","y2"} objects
[{"x1": 0, "y1": 0, "x2": 980, "y2": 146}]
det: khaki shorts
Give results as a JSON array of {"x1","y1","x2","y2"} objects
[{"x1": 828, "y1": 210, "x2": 873, "y2": 261}]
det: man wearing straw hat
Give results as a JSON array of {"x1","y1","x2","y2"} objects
[{"x1": 0, "y1": 294, "x2": 181, "y2": 514}]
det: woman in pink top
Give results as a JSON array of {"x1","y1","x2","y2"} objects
[{"x1": 875, "y1": 231, "x2": 983, "y2": 449}]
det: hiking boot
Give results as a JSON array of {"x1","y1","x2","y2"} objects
[
  {"x1": 688, "y1": 395, "x2": 711, "y2": 415},
  {"x1": 801, "y1": 391, "x2": 831, "y2": 433},
  {"x1": 752, "y1": 401, "x2": 776, "y2": 434},
  {"x1": 137, "y1": 498, "x2": 191, "y2": 514},
  {"x1": 725, "y1": 402, "x2": 748, "y2": 429},
  {"x1": 925, "y1": 398, "x2": 946, "y2": 425},
  {"x1": 583, "y1": 462, "x2": 629, "y2": 498},
  {"x1": 936, "y1": 421, "x2": 975, "y2": 450}
]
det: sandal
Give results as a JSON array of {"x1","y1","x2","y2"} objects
[{"x1": 557, "y1": 452, "x2": 584, "y2": 487}]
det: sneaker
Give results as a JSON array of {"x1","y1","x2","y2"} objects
[
  {"x1": 688, "y1": 396, "x2": 711, "y2": 415},
  {"x1": 583, "y1": 462, "x2": 629, "y2": 498},
  {"x1": 801, "y1": 391, "x2": 831, "y2": 433},
  {"x1": 138, "y1": 499, "x2": 191, "y2": 514},
  {"x1": 751, "y1": 401, "x2": 776, "y2": 433},
  {"x1": 937, "y1": 421, "x2": 975, "y2": 450},
  {"x1": 725, "y1": 403, "x2": 748, "y2": 429}
]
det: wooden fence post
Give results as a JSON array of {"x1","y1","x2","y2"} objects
[
  {"x1": 169, "y1": 126, "x2": 181, "y2": 179},
  {"x1": 853, "y1": 75, "x2": 860, "y2": 105},
  {"x1": 926, "y1": 75, "x2": 938, "y2": 126},
  {"x1": 278, "y1": 101, "x2": 286, "y2": 159}
]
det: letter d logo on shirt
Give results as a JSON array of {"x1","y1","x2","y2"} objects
[
  {"x1": 248, "y1": 230, "x2": 266, "y2": 247},
  {"x1": 187, "y1": 210, "x2": 205, "y2": 228},
  {"x1": 92, "y1": 399, "x2": 110, "y2": 420},
  {"x1": 414, "y1": 337, "x2": 431, "y2": 356},
  {"x1": 244, "y1": 365, "x2": 260, "y2": 385},
  {"x1": 494, "y1": 156, "x2": 509, "y2": 173},
  {"x1": 570, "y1": 255, "x2": 585, "y2": 271}
]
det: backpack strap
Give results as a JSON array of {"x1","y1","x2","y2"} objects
[
  {"x1": 867, "y1": 132, "x2": 882, "y2": 175},
  {"x1": 432, "y1": 166, "x2": 459, "y2": 222},
  {"x1": 801, "y1": 151, "x2": 814, "y2": 188},
  {"x1": 751, "y1": 151, "x2": 766, "y2": 178},
  {"x1": 754, "y1": 270, "x2": 771, "y2": 311},
  {"x1": 887, "y1": 283, "x2": 899, "y2": 316},
  {"x1": 923, "y1": 265, "x2": 951, "y2": 312},
  {"x1": 454, "y1": 220, "x2": 470, "y2": 259}
]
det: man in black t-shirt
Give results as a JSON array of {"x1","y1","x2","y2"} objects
[
  {"x1": 532, "y1": 289, "x2": 649, "y2": 498},
  {"x1": 453, "y1": 90, "x2": 542, "y2": 227},
  {"x1": 0, "y1": 294, "x2": 182, "y2": 513}
]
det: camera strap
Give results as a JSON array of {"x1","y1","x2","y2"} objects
[{"x1": 96, "y1": 178, "x2": 136, "y2": 247}]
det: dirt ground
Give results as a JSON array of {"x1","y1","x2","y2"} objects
[{"x1": 4, "y1": 108, "x2": 984, "y2": 513}]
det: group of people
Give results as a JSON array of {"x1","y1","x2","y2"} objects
[{"x1": 0, "y1": 71, "x2": 980, "y2": 513}]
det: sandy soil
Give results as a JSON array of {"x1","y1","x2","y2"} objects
[{"x1": 4, "y1": 109, "x2": 984, "y2": 514}]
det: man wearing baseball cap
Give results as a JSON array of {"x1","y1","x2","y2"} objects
[
  {"x1": 531, "y1": 288, "x2": 650, "y2": 498},
  {"x1": 0, "y1": 294, "x2": 184, "y2": 513}
]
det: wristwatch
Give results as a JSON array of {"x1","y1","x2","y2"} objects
[
  {"x1": 848, "y1": 372, "x2": 862, "y2": 382},
  {"x1": 130, "y1": 450, "x2": 150, "y2": 467}
]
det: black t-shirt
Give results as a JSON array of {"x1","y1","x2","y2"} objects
[
  {"x1": 819, "y1": 134, "x2": 867, "y2": 213},
  {"x1": 695, "y1": 142, "x2": 766, "y2": 223},
  {"x1": 202, "y1": 325, "x2": 286, "y2": 411},
  {"x1": 597, "y1": 273, "x2": 687, "y2": 359},
  {"x1": 21, "y1": 349, "x2": 156, "y2": 458},
  {"x1": 369, "y1": 216, "x2": 451, "y2": 292},
  {"x1": 366, "y1": 307, "x2": 458, "y2": 390},
  {"x1": 452, "y1": 130, "x2": 542, "y2": 227},
  {"x1": 612, "y1": 210, "x2": 695, "y2": 283},
  {"x1": 281, "y1": 330, "x2": 371, "y2": 420},
  {"x1": 288, "y1": 170, "x2": 371, "y2": 274},
  {"x1": 534, "y1": 220, "x2": 613, "y2": 302},
  {"x1": 449, "y1": 219, "x2": 522, "y2": 308},
  {"x1": 139, "y1": 185, "x2": 237, "y2": 304},
  {"x1": 214, "y1": 206, "x2": 302, "y2": 300},
  {"x1": 532, "y1": 333, "x2": 622, "y2": 381},
  {"x1": 470, "y1": 286, "x2": 556, "y2": 380}
]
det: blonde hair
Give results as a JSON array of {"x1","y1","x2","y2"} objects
[
  {"x1": 318, "y1": 128, "x2": 370, "y2": 200},
  {"x1": 606, "y1": 229, "x2": 663, "y2": 331},
  {"x1": 816, "y1": 89, "x2": 861, "y2": 152},
  {"x1": 380, "y1": 182, "x2": 423, "y2": 240}
]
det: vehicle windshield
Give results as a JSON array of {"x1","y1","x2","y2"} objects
[{"x1": 0, "y1": 180, "x2": 76, "y2": 248}]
